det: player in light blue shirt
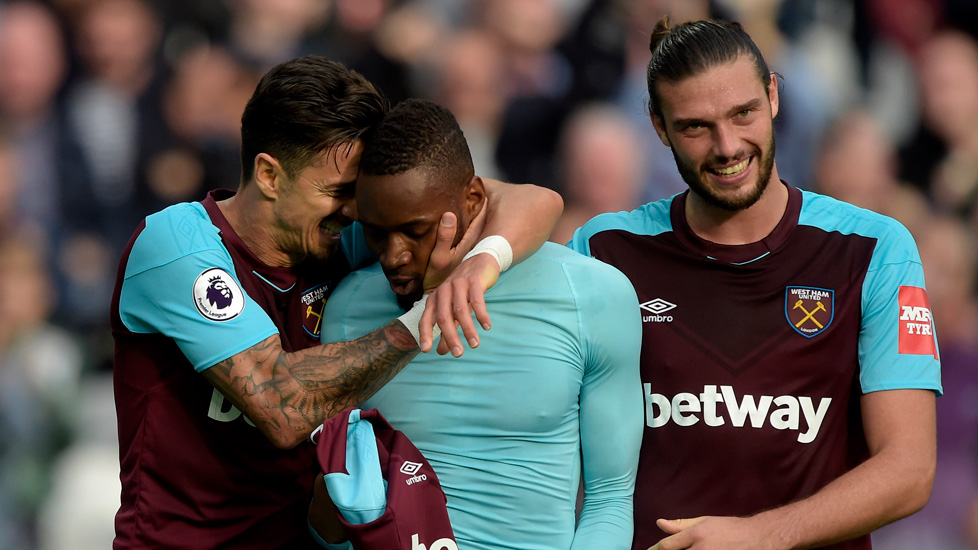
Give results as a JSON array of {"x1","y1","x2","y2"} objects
[{"x1": 314, "y1": 99, "x2": 643, "y2": 550}]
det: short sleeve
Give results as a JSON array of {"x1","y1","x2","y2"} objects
[{"x1": 118, "y1": 221, "x2": 278, "y2": 372}]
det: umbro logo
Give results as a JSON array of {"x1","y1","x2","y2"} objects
[
  {"x1": 641, "y1": 298, "x2": 675, "y2": 322},
  {"x1": 400, "y1": 461, "x2": 423, "y2": 476},
  {"x1": 401, "y1": 461, "x2": 428, "y2": 486}
]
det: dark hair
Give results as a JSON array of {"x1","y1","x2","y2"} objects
[
  {"x1": 240, "y1": 56, "x2": 388, "y2": 181},
  {"x1": 647, "y1": 17, "x2": 771, "y2": 118},
  {"x1": 359, "y1": 98, "x2": 473, "y2": 189}
]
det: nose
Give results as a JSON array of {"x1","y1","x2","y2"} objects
[
  {"x1": 712, "y1": 123, "x2": 742, "y2": 161},
  {"x1": 380, "y1": 235, "x2": 410, "y2": 270}
]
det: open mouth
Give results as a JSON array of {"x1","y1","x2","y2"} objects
[
  {"x1": 711, "y1": 158, "x2": 750, "y2": 177},
  {"x1": 387, "y1": 276, "x2": 418, "y2": 296},
  {"x1": 318, "y1": 220, "x2": 343, "y2": 241}
]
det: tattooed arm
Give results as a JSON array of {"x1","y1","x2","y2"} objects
[{"x1": 201, "y1": 321, "x2": 419, "y2": 449}]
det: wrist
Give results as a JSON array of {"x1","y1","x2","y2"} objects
[
  {"x1": 462, "y1": 235, "x2": 513, "y2": 272},
  {"x1": 396, "y1": 294, "x2": 442, "y2": 346}
]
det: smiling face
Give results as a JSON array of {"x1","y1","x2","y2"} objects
[
  {"x1": 270, "y1": 141, "x2": 362, "y2": 264},
  {"x1": 651, "y1": 55, "x2": 779, "y2": 212},
  {"x1": 356, "y1": 167, "x2": 481, "y2": 309}
]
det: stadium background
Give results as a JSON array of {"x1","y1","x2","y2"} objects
[{"x1": 0, "y1": 0, "x2": 976, "y2": 548}]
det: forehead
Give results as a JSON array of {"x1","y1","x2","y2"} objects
[
  {"x1": 356, "y1": 168, "x2": 450, "y2": 224},
  {"x1": 656, "y1": 56, "x2": 767, "y2": 121},
  {"x1": 302, "y1": 141, "x2": 363, "y2": 181}
]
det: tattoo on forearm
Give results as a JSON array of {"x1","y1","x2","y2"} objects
[{"x1": 205, "y1": 321, "x2": 419, "y2": 443}]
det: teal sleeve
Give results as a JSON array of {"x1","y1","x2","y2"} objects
[
  {"x1": 119, "y1": 215, "x2": 278, "y2": 371},
  {"x1": 859, "y1": 240, "x2": 942, "y2": 395},
  {"x1": 571, "y1": 265, "x2": 644, "y2": 550}
]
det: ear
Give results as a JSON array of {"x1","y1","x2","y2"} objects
[
  {"x1": 768, "y1": 73, "x2": 780, "y2": 120},
  {"x1": 253, "y1": 153, "x2": 285, "y2": 199},
  {"x1": 463, "y1": 175, "x2": 487, "y2": 221},
  {"x1": 650, "y1": 112, "x2": 672, "y2": 148}
]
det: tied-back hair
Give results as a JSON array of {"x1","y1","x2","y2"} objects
[
  {"x1": 647, "y1": 17, "x2": 771, "y2": 118},
  {"x1": 240, "y1": 56, "x2": 389, "y2": 181},
  {"x1": 359, "y1": 98, "x2": 474, "y2": 190}
]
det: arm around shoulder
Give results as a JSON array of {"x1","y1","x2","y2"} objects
[{"x1": 482, "y1": 178, "x2": 563, "y2": 263}]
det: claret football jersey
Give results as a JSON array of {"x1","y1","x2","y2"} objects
[
  {"x1": 568, "y1": 183, "x2": 942, "y2": 550},
  {"x1": 111, "y1": 189, "x2": 373, "y2": 549}
]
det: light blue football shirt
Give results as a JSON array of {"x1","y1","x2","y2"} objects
[{"x1": 322, "y1": 242, "x2": 644, "y2": 550}]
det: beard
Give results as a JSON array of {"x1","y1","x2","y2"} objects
[
  {"x1": 673, "y1": 132, "x2": 776, "y2": 212},
  {"x1": 396, "y1": 291, "x2": 421, "y2": 312}
]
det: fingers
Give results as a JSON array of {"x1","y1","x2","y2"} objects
[
  {"x1": 422, "y1": 213, "x2": 458, "y2": 291},
  {"x1": 418, "y1": 285, "x2": 469, "y2": 357},
  {"x1": 418, "y1": 294, "x2": 437, "y2": 353},
  {"x1": 433, "y1": 285, "x2": 465, "y2": 357},
  {"x1": 656, "y1": 517, "x2": 705, "y2": 535}
]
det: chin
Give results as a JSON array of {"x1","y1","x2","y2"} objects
[{"x1": 396, "y1": 292, "x2": 423, "y2": 311}]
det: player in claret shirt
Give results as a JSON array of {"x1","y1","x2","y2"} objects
[{"x1": 568, "y1": 17, "x2": 942, "y2": 550}]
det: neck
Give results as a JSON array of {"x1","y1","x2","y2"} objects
[
  {"x1": 218, "y1": 184, "x2": 294, "y2": 267},
  {"x1": 685, "y1": 178, "x2": 789, "y2": 246}
]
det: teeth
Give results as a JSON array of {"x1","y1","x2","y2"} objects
[{"x1": 713, "y1": 159, "x2": 749, "y2": 176}]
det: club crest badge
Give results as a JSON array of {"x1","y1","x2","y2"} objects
[
  {"x1": 301, "y1": 283, "x2": 331, "y2": 338},
  {"x1": 785, "y1": 286, "x2": 834, "y2": 337},
  {"x1": 193, "y1": 268, "x2": 245, "y2": 321}
]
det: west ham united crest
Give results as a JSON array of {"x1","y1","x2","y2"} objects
[
  {"x1": 785, "y1": 286, "x2": 834, "y2": 337},
  {"x1": 301, "y1": 283, "x2": 331, "y2": 338}
]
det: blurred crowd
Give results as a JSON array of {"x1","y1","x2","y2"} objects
[{"x1": 0, "y1": 0, "x2": 976, "y2": 548}]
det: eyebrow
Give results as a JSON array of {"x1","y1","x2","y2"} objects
[
  {"x1": 672, "y1": 98, "x2": 764, "y2": 129},
  {"x1": 360, "y1": 217, "x2": 434, "y2": 231}
]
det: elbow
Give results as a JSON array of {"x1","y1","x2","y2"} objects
[
  {"x1": 908, "y1": 462, "x2": 937, "y2": 515},
  {"x1": 267, "y1": 431, "x2": 305, "y2": 450},
  {"x1": 253, "y1": 419, "x2": 309, "y2": 450},
  {"x1": 897, "y1": 458, "x2": 937, "y2": 518},
  {"x1": 544, "y1": 185, "x2": 564, "y2": 218}
]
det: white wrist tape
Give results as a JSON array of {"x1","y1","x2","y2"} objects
[
  {"x1": 462, "y1": 235, "x2": 513, "y2": 272},
  {"x1": 396, "y1": 293, "x2": 441, "y2": 346}
]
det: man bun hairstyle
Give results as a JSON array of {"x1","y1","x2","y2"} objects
[
  {"x1": 359, "y1": 98, "x2": 474, "y2": 190},
  {"x1": 647, "y1": 17, "x2": 771, "y2": 118},
  {"x1": 240, "y1": 56, "x2": 389, "y2": 181}
]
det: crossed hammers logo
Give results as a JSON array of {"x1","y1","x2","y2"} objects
[
  {"x1": 306, "y1": 303, "x2": 324, "y2": 334},
  {"x1": 793, "y1": 299, "x2": 826, "y2": 329}
]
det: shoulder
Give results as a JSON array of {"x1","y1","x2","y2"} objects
[
  {"x1": 512, "y1": 243, "x2": 637, "y2": 303},
  {"x1": 567, "y1": 195, "x2": 676, "y2": 254},
  {"x1": 798, "y1": 190, "x2": 921, "y2": 266},
  {"x1": 126, "y1": 201, "x2": 225, "y2": 277},
  {"x1": 331, "y1": 261, "x2": 387, "y2": 300}
]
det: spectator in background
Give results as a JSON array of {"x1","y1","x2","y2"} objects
[
  {"x1": 434, "y1": 29, "x2": 507, "y2": 181},
  {"x1": 0, "y1": 1, "x2": 75, "y2": 241},
  {"x1": 0, "y1": 232, "x2": 85, "y2": 550},
  {"x1": 550, "y1": 103, "x2": 644, "y2": 244},
  {"x1": 813, "y1": 109, "x2": 931, "y2": 236},
  {"x1": 56, "y1": 0, "x2": 174, "y2": 368},
  {"x1": 60, "y1": 0, "x2": 171, "y2": 248},
  {"x1": 159, "y1": 43, "x2": 259, "y2": 206},
  {"x1": 899, "y1": 30, "x2": 978, "y2": 217},
  {"x1": 613, "y1": 0, "x2": 710, "y2": 202},
  {"x1": 491, "y1": 0, "x2": 576, "y2": 192},
  {"x1": 220, "y1": 0, "x2": 330, "y2": 73}
]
